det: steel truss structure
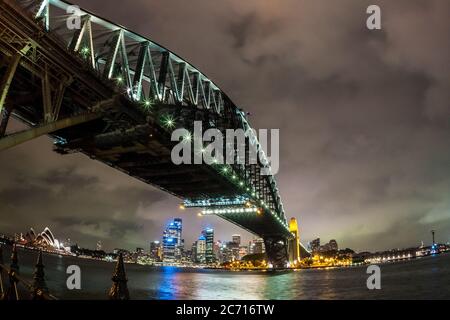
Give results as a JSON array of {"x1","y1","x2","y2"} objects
[{"x1": 0, "y1": 0, "x2": 304, "y2": 266}]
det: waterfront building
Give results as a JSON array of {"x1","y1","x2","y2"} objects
[
  {"x1": 248, "y1": 238, "x2": 265, "y2": 254},
  {"x1": 196, "y1": 235, "x2": 206, "y2": 263},
  {"x1": 150, "y1": 241, "x2": 162, "y2": 261},
  {"x1": 329, "y1": 239, "x2": 338, "y2": 251},
  {"x1": 213, "y1": 241, "x2": 221, "y2": 261},
  {"x1": 191, "y1": 242, "x2": 197, "y2": 262},
  {"x1": 163, "y1": 218, "x2": 183, "y2": 262},
  {"x1": 16, "y1": 227, "x2": 67, "y2": 252},
  {"x1": 239, "y1": 245, "x2": 248, "y2": 259},
  {"x1": 232, "y1": 234, "x2": 241, "y2": 245},
  {"x1": 219, "y1": 243, "x2": 233, "y2": 263},
  {"x1": 253, "y1": 238, "x2": 265, "y2": 254},
  {"x1": 310, "y1": 238, "x2": 320, "y2": 252},
  {"x1": 203, "y1": 228, "x2": 215, "y2": 264},
  {"x1": 226, "y1": 240, "x2": 240, "y2": 260}
]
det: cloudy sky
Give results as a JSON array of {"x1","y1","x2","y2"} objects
[{"x1": 1, "y1": 0, "x2": 449, "y2": 252}]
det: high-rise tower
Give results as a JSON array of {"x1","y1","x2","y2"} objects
[
  {"x1": 203, "y1": 228, "x2": 215, "y2": 264},
  {"x1": 163, "y1": 218, "x2": 182, "y2": 262}
]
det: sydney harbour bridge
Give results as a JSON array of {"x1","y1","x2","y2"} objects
[{"x1": 0, "y1": 0, "x2": 308, "y2": 267}]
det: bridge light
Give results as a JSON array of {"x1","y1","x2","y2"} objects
[
  {"x1": 81, "y1": 46, "x2": 89, "y2": 54},
  {"x1": 222, "y1": 167, "x2": 228, "y2": 173},
  {"x1": 239, "y1": 181, "x2": 244, "y2": 186},
  {"x1": 183, "y1": 132, "x2": 192, "y2": 142},
  {"x1": 144, "y1": 100, "x2": 152, "y2": 108},
  {"x1": 162, "y1": 115, "x2": 175, "y2": 129},
  {"x1": 232, "y1": 175, "x2": 237, "y2": 180},
  {"x1": 116, "y1": 76, "x2": 123, "y2": 83}
]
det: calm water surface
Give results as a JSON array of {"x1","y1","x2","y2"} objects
[{"x1": 3, "y1": 247, "x2": 449, "y2": 300}]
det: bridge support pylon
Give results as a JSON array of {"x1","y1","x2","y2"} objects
[{"x1": 264, "y1": 237, "x2": 289, "y2": 269}]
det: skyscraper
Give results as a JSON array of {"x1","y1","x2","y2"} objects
[
  {"x1": 203, "y1": 228, "x2": 215, "y2": 264},
  {"x1": 150, "y1": 241, "x2": 162, "y2": 261},
  {"x1": 239, "y1": 245, "x2": 248, "y2": 259},
  {"x1": 249, "y1": 238, "x2": 265, "y2": 254},
  {"x1": 163, "y1": 218, "x2": 183, "y2": 262},
  {"x1": 310, "y1": 238, "x2": 320, "y2": 253},
  {"x1": 191, "y1": 242, "x2": 197, "y2": 263},
  {"x1": 329, "y1": 239, "x2": 338, "y2": 251},
  {"x1": 232, "y1": 234, "x2": 241, "y2": 246},
  {"x1": 254, "y1": 238, "x2": 265, "y2": 254},
  {"x1": 196, "y1": 235, "x2": 206, "y2": 263}
]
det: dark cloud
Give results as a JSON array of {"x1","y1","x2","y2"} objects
[{"x1": 1, "y1": 0, "x2": 449, "y2": 251}]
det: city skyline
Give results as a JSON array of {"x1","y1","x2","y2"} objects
[
  {"x1": 0, "y1": 0, "x2": 449, "y2": 253},
  {"x1": 2, "y1": 220, "x2": 443, "y2": 254}
]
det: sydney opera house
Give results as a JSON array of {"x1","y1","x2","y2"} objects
[{"x1": 16, "y1": 227, "x2": 69, "y2": 252}]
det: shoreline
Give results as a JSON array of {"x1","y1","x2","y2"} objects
[{"x1": 2, "y1": 241, "x2": 448, "y2": 273}]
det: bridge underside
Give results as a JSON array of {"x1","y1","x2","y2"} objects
[{"x1": 0, "y1": 0, "x2": 296, "y2": 267}]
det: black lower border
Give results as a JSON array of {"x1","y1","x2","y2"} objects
[{"x1": 0, "y1": 300, "x2": 444, "y2": 318}]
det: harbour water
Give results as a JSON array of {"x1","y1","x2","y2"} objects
[{"x1": 3, "y1": 247, "x2": 449, "y2": 300}]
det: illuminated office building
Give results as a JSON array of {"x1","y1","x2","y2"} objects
[
  {"x1": 196, "y1": 235, "x2": 206, "y2": 263},
  {"x1": 150, "y1": 241, "x2": 162, "y2": 261},
  {"x1": 232, "y1": 234, "x2": 241, "y2": 245},
  {"x1": 163, "y1": 218, "x2": 183, "y2": 262},
  {"x1": 203, "y1": 228, "x2": 215, "y2": 264}
]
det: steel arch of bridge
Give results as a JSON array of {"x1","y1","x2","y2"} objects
[{"x1": 1, "y1": 0, "x2": 295, "y2": 245}]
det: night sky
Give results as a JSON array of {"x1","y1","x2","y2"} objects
[{"x1": 0, "y1": 0, "x2": 449, "y2": 252}]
